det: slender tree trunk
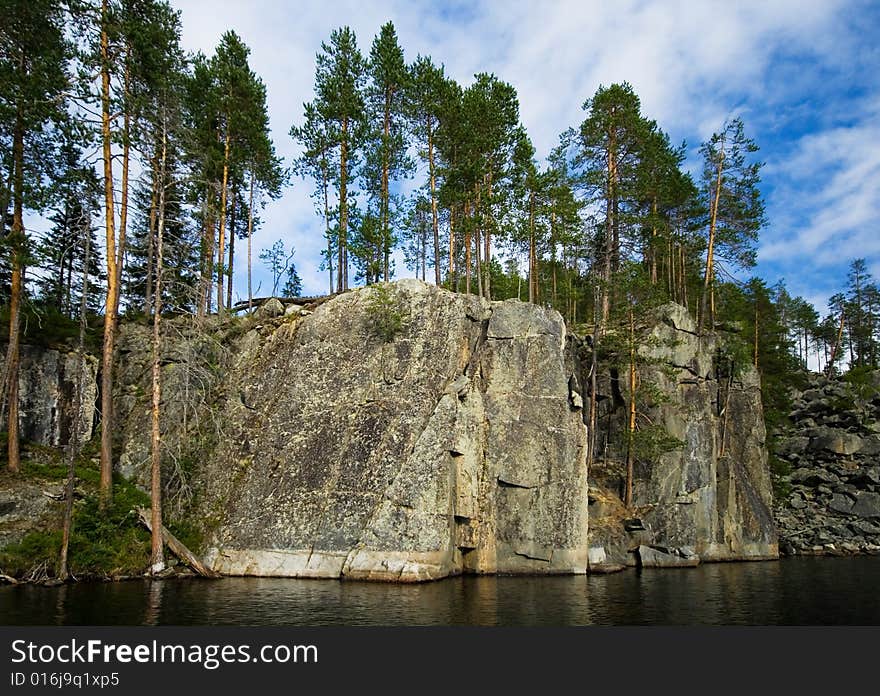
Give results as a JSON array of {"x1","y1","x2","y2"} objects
[
  {"x1": 601, "y1": 139, "x2": 615, "y2": 327},
  {"x1": 586, "y1": 284, "x2": 599, "y2": 473},
  {"x1": 216, "y1": 129, "x2": 231, "y2": 311},
  {"x1": 475, "y1": 184, "x2": 483, "y2": 299},
  {"x1": 226, "y1": 183, "x2": 237, "y2": 309},
  {"x1": 320, "y1": 157, "x2": 333, "y2": 294},
  {"x1": 754, "y1": 301, "x2": 760, "y2": 369},
  {"x1": 680, "y1": 244, "x2": 688, "y2": 310},
  {"x1": 625, "y1": 304, "x2": 636, "y2": 508},
  {"x1": 382, "y1": 91, "x2": 391, "y2": 282},
  {"x1": 4, "y1": 84, "x2": 27, "y2": 474},
  {"x1": 247, "y1": 172, "x2": 255, "y2": 311},
  {"x1": 99, "y1": 2, "x2": 117, "y2": 501},
  {"x1": 199, "y1": 201, "x2": 215, "y2": 317},
  {"x1": 826, "y1": 310, "x2": 846, "y2": 377},
  {"x1": 60, "y1": 218, "x2": 92, "y2": 579},
  {"x1": 420, "y1": 209, "x2": 426, "y2": 282},
  {"x1": 149, "y1": 114, "x2": 168, "y2": 576},
  {"x1": 449, "y1": 206, "x2": 456, "y2": 291},
  {"x1": 528, "y1": 189, "x2": 537, "y2": 304},
  {"x1": 701, "y1": 142, "x2": 725, "y2": 332},
  {"x1": 650, "y1": 197, "x2": 658, "y2": 285},
  {"x1": 464, "y1": 200, "x2": 471, "y2": 295},
  {"x1": 6, "y1": 245, "x2": 22, "y2": 475},
  {"x1": 483, "y1": 172, "x2": 492, "y2": 300},
  {"x1": 144, "y1": 152, "x2": 159, "y2": 315},
  {"x1": 338, "y1": 119, "x2": 348, "y2": 292},
  {"x1": 114, "y1": 57, "x2": 131, "y2": 320},
  {"x1": 428, "y1": 124, "x2": 440, "y2": 286}
]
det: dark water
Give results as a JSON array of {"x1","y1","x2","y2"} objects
[{"x1": 2, "y1": 557, "x2": 879, "y2": 625}]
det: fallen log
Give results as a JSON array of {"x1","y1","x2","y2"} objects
[{"x1": 136, "y1": 508, "x2": 220, "y2": 578}]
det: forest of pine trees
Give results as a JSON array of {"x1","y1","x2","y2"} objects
[{"x1": 2, "y1": 2, "x2": 879, "y2": 575}]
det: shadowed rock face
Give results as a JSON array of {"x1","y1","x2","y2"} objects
[
  {"x1": 14, "y1": 346, "x2": 97, "y2": 449},
  {"x1": 183, "y1": 280, "x2": 590, "y2": 581},
  {"x1": 586, "y1": 304, "x2": 778, "y2": 565}
]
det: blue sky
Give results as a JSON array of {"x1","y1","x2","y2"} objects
[{"x1": 169, "y1": 0, "x2": 880, "y2": 313}]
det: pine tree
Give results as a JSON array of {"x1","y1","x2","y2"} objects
[
  {"x1": 577, "y1": 83, "x2": 651, "y2": 327},
  {"x1": 314, "y1": 27, "x2": 367, "y2": 292},
  {"x1": 698, "y1": 117, "x2": 765, "y2": 330},
  {"x1": 406, "y1": 55, "x2": 446, "y2": 285},
  {"x1": 291, "y1": 101, "x2": 338, "y2": 295},
  {"x1": 36, "y1": 140, "x2": 103, "y2": 317},
  {"x1": 367, "y1": 22, "x2": 410, "y2": 282},
  {"x1": 1, "y1": 0, "x2": 69, "y2": 473}
]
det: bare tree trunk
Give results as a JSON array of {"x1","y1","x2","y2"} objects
[
  {"x1": 226, "y1": 183, "x2": 236, "y2": 309},
  {"x1": 475, "y1": 184, "x2": 483, "y2": 299},
  {"x1": 483, "y1": 172, "x2": 492, "y2": 300},
  {"x1": 98, "y1": 2, "x2": 117, "y2": 501},
  {"x1": 216, "y1": 130, "x2": 231, "y2": 312},
  {"x1": 149, "y1": 114, "x2": 168, "y2": 575},
  {"x1": 382, "y1": 91, "x2": 391, "y2": 282},
  {"x1": 625, "y1": 304, "x2": 636, "y2": 508},
  {"x1": 428, "y1": 124, "x2": 440, "y2": 286},
  {"x1": 586, "y1": 285, "x2": 599, "y2": 474},
  {"x1": 247, "y1": 172, "x2": 255, "y2": 311},
  {"x1": 338, "y1": 119, "x2": 348, "y2": 292},
  {"x1": 60, "y1": 222, "x2": 92, "y2": 579},
  {"x1": 701, "y1": 141, "x2": 725, "y2": 332},
  {"x1": 449, "y1": 207, "x2": 456, "y2": 291},
  {"x1": 144, "y1": 151, "x2": 159, "y2": 316},
  {"x1": 528, "y1": 189, "x2": 537, "y2": 304},
  {"x1": 754, "y1": 301, "x2": 760, "y2": 369},
  {"x1": 826, "y1": 310, "x2": 846, "y2": 377},
  {"x1": 464, "y1": 200, "x2": 471, "y2": 295},
  {"x1": 320, "y1": 158, "x2": 333, "y2": 294}
]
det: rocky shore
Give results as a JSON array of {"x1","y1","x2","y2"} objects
[{"x1": 774, "y1": 371, "x2": 880, "y2": 556}]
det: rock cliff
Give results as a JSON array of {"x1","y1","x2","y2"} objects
[
  {"x1": 583, "y1": 304, "x2": 778, "y2": 568},
  {"x1": 115, "y1": 280, "x2": 590, "y2": 581}
]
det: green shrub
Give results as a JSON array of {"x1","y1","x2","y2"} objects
[{"x1": 365, "y1": 283, "x2": 406, "y2": 343}]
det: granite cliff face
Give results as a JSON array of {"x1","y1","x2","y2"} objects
[
  {"x1": 583, "y1": 304, "x2": 778, "y2": 569},
  {"x1": 3, "y1": 282, "x2": 781, "y2": 580},
  {"x1": 7, "y1": 345, "x2": 97, "y2": 449},
  {"x1": 116, "y1": 280, "x2": 590, "y2": 581}
]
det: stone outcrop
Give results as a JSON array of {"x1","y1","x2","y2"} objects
[
  {"x1": 9, "y1": 345, "x2": 97, "y2": 449},
  {"x1": 5, "y1": 285, "x2": 782, "y2": 581},
  {"x1": 584, "y1": 304, "x2": 778, "y2": 568},
  {"x1": 115, "y1": 280, "x2": 590, "y2": 581},
  {"x1": 774, "y1": 371, "x2": 880, "y2": 556}
]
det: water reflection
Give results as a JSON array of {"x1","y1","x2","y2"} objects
[{"x1": 2, "y1": 557, "x2": 879, "y2": 625}]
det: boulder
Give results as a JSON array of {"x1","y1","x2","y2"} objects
[
  {"x1": 828, "y1": 494, "x2": 854, "y2": 515},
  {"x1": 256, "y1": 297, "x2": 285, "y2": 318},
  {"x1": 791, "y1": 468, "x2": 839, "y2": 487},
  {"x1": 851, "y1": 492, "x2": 880, "y2": 519},
  {"x1": 808, "y1": 429, "x2": 864, "y2": 456},
  {"x1": 636, "y1": 545, "x2": 700, "y2": 568}
]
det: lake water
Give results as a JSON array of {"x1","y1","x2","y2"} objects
[{"x1": 2, "y1": 556, "x2": 879, "y2": 625}]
